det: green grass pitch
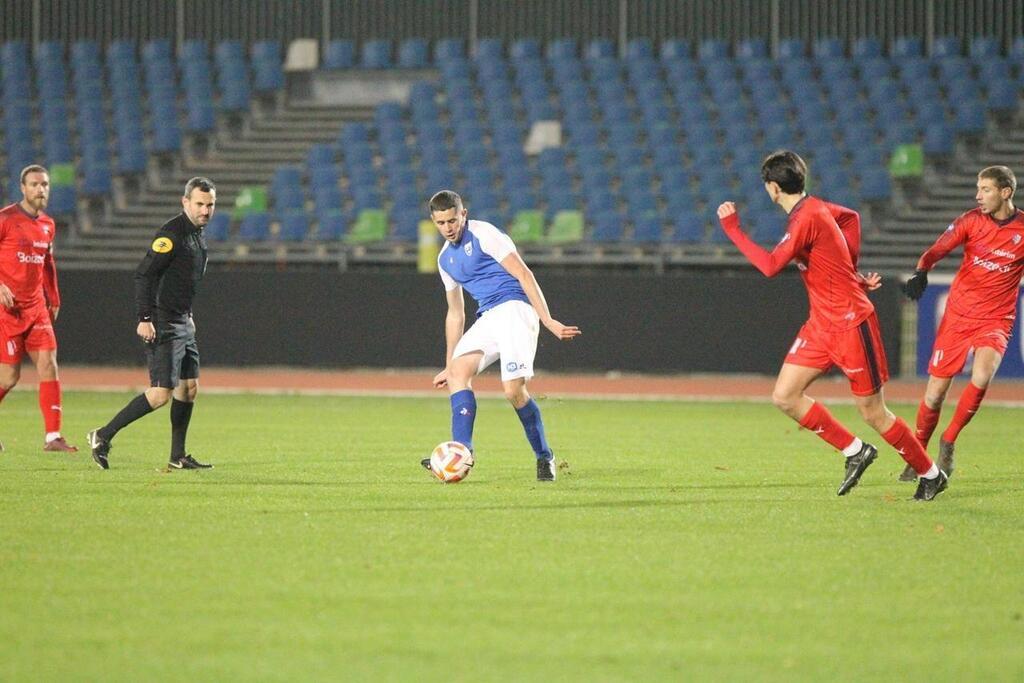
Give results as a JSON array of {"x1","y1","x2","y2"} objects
[{"x1": 1, "y1": 390, "x2": 1022, "y2": 681}]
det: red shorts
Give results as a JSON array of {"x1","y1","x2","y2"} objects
[
  {"x1": 785, "y1": 313, "x2": 890, "y2": 396},
  {"x1": 928, "y1": 311, "x2": 1013, "y2": 378},
  {"x1": 0, "y1": 302, "x2": 57, "y2": 365}
]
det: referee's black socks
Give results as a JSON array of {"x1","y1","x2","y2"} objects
[
  {"x1": 170, "y1": 398, "x2": 194, "y2": 458},
  {"x1": 99, "y1": 393, "x2": 155, "y2": 441}
]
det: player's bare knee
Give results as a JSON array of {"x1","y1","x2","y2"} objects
[
  {"x1": 771, "y1": 390, "x2": 797, "y2": 414},
  {"x1": 0, "y1": 367, "x2": 19, "y2": 391},
  {"x1": 504, "y1": 384, "x2": 529, "y2": 408},
  {"x1": 145, "y1": 387, "x2": 172, "y2": 409}
]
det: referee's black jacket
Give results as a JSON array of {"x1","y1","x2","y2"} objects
[{"x1": 134, "y1": 213, "x2": 208, "y2": 323}]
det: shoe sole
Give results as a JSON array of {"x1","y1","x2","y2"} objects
[{"x1": 837, "y1": 447, "x2": 878, "y2": 496}]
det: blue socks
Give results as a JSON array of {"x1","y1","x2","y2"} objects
[
  {"x1": 450, "y1": 389, "x2": 477, "y2": 451},
  {"x1": 515, "y1": 399, "x2": 552, "y2": 460}
]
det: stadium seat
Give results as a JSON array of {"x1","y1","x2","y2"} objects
[
  {"x1": 671, "y1": 211, "x2": 706, "y2": 243},
  {"x1": 813, "y1": 37, "x2": 845, "y2": 59},
  {"x1": 547, "y1": 210, "x2": 585, "y2": 244},
  {"x1": 931, "y1": 35, "x2": 961, "y2": 58},
  {"x1": 632, "y1": 214, "x2": 664, "y2": 243},
  {"x1": 238, "y1": 212, "x2": 271, "y2": 241},
  {"x1": 660, "y1": 39, "x2": 691, "y2": 61},
  {"x1": 345, "y1": 209, "x2": 388, "y2": 243},
  {"x1": 433, "y1": 39, "x2": 465, "y2": 63},
  {"x1": 589, "y1": 213, "x2": 623, "y2": 242},
  {"x1": 507, "y1": 210, "x2": 544, "y2": 243},
  {"x1": 204, "y1": 213, "x2": 230, "y2": 241},
  {"x1": 969, "y1": 37, "x2": 1000, "y2": 60},
  {"x1": 398, "y1": 38, "x2": 429, "y2": 68},
  {"x1": 46, "y1": 186, "x2": 76, "y2": 217},
  {"x1": 314, "y1": 210, "x2": 348, "y2": 240},
  {"x1": 277, "y1": 211, "x2": 310, "y2": 241},
  {"x1": 735, "y1": 38, "x2": 768, "y2": 61},
  {"x1": 361, "y1": 40, "x2": 392, "y2": 68},
  {"x1": 851, "y1": 37, "x2": 882, "y2": 59},
  {"x1": 584, "y1": 39, "x2": 615, "y2": 61},
  {"x1": 323, "y1": 40, "x2": 355, "y2": 69},
  {"x1": 892, "y1": 36, "x2": 924, "y2": 58},
  {"x1": 858, "y1": 168, "x2": 893, "y2": 202},
  {"x1": 233, "y1": 186, "x2": 268, "y2": 219}
]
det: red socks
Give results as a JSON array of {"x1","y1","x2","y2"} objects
[
  {"x1": 38, "y1": 380, "x2": 63, "y2": 434},
  {"x1": 942, "y1": 382, "x2": 987, "y2": 443},
  {"x1": 798, "y1": 401, "x2": 857, "y2": 451},
  {"x1": 915, "y1": 400, "x2": 942, "y2": 448},
  {"x1": 882, "y1": 417, "x2": 934, "y2": 475}
]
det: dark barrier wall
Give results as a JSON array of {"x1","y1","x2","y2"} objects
[
  {"x1": 54, "y1": 269, "x2": 902, "y2": 375},
  {"x1": 3, "y1": 0, "x2": 1023, "y2": 51}
]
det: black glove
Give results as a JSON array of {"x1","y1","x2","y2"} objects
[{"x1": 901, "y1": 270, "x2": 928, "y2": 301}]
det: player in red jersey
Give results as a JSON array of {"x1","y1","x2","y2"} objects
[
  {"x1": 0, "y1": 165, "x2": 77, "y2": 452},
  {"x1": 899, "y1": 165, "x2": 1024, "y2": 481},
  {"x1": 717, "y1": 151, "x2": 947, "y2": 500}
]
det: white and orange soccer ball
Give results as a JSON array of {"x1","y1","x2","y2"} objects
[{"x1": 429, "y1": 441, "x2": 475, "y2": 483}]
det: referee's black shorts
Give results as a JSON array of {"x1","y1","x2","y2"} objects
[{"x1": 146, "y1": 314, "x2": 200, "y2": 388}]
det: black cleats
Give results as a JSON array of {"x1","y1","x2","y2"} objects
[
  {"x1": 536, "y1": 457, "x2": 556, "y2": 482},
  {"x1": 913, "y1": 470, "x2": 949, "y2": 501},
  {"x1": 421, "y1": 457, "x2": 432, "y2": 471},
  {"x1": 898, "y1": 463, "x2": 918, "y2": 482},
  {"x1": 169, "y1": 454, "x2": 212, "y2": 470},
  {"x1": 837, "y1": 442, "x2": 878, "y2": 496},
  {"x1": 937, "y1": 439, "x2": 955, "y2": 478},
  {"x1": 86, "y1": 429, "x2": 110, "y2": 470}
]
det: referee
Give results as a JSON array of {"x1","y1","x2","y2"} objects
[{"x1": 87, "y1": 177, "x2": 214, "y2": 470}]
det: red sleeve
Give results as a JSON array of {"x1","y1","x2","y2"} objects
[
  {"x1": 917, "y1": 215, "x2": 970, "y2": 271},
  {"x1": 43, "y1": 247, "x2": 60, "y2": 307},
  {"x1": 824, "y1": 201, "x2": 861, "y2": 268},
  {"x1": 719, "y1": 211, "x2": 805, "y2": 277}
]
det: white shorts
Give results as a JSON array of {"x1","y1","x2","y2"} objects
[{"x1": 452, "y1": 300, "x2": 540, "y2": 382}]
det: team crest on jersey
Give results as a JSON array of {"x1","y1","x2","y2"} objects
[
  {"x1": 945, "y1": 223, "x2": 955, "y2": 232},
  {"x1": 464, "y1": 242, "x2": 473, "y2": 256},
  {"x1": 151, "y1": 237, "x2": 173, "y2": 253},
  {"x1": 1013, "y1": 234, "x2": 1021, "y2": 245}
]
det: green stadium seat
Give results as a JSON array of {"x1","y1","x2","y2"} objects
[
  {"x1": 233, "y1": 186, "x2": 267, "y2": 219},
  {"x1": 48, "y1": 163, "x2": 76, "y2": 187},
  {"x1": 889, "y1": 143, "x2": 924, "y2": 178},
  {"x1": 545, "y1": 210, "x2": 584, "y2": 244},
  {"x1": 507, "y1": 210, "x2": 544, "y2": 243},
  {"x1": 345, "y1": 209, "x2": 388, "y2": 243}
]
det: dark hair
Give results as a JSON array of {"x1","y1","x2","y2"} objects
[
  {"x1": 184, "y1": 176, "x2": 216, "y2": 198},
  {"x1": 760, "y1": 150, "x2": 807, "y2": 194},
  {"x1": 978, "y1": 166, "x2": 1016, "y2": 195},
  {"x1": 428, "y1": 190, "x2": 463, "y2": 214},
  {"x1": 20, "y1": 164, "x2": 48, "y2": 184}
]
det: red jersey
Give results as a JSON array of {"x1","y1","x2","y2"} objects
[
  {"x1": 720, "y1": 196, "x2": 875, "y2": 332},
  {"x1": 0, "y1": 203, "x2": 60, "y2": 310},
  {"x1": 918, "y1": 207, "x2": 1024, "y2": 321}
]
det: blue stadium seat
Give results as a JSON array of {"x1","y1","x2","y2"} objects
[
  {"x1": 323, "y1": 40, "x2": 355, "y2": 69},
  {"x1": 179, "y1": 39, "x2": 208, "y2": 63},
  {"x1": 697, "y1": 39, "x2": 730, "y2": 61},
  {"x1": 398, "y1": 38, "x2": 429, "y2": 68},
  {"x1": 777, "y1": 38, "x2": 806, "y2": 60},
  {"x1": 239, "y1": 212, "x2": 271, "y2": 241},
  {"x1": 585, "y1": 39, "x2": 615, "y2": 61},
  {"x1": 434, "y1": 39, "x2": 465, "y2": 63},
  {"x1": 919, "y1": 122, "x2": 952, "y2": 156},
  {"x1": 142, "y1": 39, "x2": 172, "y2": 64},
  {"x1": 215, "y1": 40, "x2": 245, "y2": 66},
  {"x1": 314, "y1": 210, "x2": 348, "y2": 240},
  {"x1": 660, "y1": 39, "x2": 691, "y2": 61},
  {"x1": 813, "y1": 37, "x2": 845, "y2": 59},
  {"x1": 632, "y1": 214, "x2": 664, "y2": 243},
  {"x1": 547, "y1": 38, "x2": 578, "y2": 61},
  {"x1": 892, "y1": 36, "x2": 924, "y2": 58},
  {"x1": 475, "y1": 38, "x2": 505, "y2": 62},
  {"x1": 277, "y1": 211, "x2": 310, "y2": 241},
  {"x1": 253, "y1": 57, "x2": 285, "y2": 92},
  {"x1": 851, "y1": 37, "x2": 882, "y2": 60},
  {"x1": 204, "y1": 213, "x2": 230, "y2": 241},
  {"x1": 361, "y1": 40, "x2": 392, "y2": 68},
  {"x1": 858, "y1": 168, "x2": 893, "y2": 202},
  {"x1": 985, "y1": 85, "x2": 1019, "y2": 113},
  {"x1": 46, "y1": 186, "x2": 76, "y2": 217},
  {"x1": 952, "y1": 101, "x2": 986, "y2": 134},
  {"x1": 736, "y1": 38, "x2": 768, "y2": 61},
  {"x1": 591, "y1": 214, "x2": 624, "y2": 242},
  {"x1": 626, "y1": 38, "x2": 654, "y2": 61},
  {"x1": 671, "y1": 211, "x2": 705, "y2": 243},
  {"x1": 314, "y1": 186, "x2": 343, "y2": 213},
  {"x1": 931, "y1": 35, "x2": 961, "y2": 58},
  {"x1": 969, "y1": 37, "x2": 1000, "y2": 60},
  {"x1": 510, "y1": 38, "x2": 541, "y2": 61}
]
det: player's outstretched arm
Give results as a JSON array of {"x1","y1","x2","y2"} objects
[
  {"x1": 716, "y1": 202, "x2": 796, "y2": 277},
  {"x1": 500, "y1": 252, "x2": 581, "y2": 340}
]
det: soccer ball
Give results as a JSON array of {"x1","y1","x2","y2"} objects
[{"x1": 429, "y1": 441, "x2": 475, "y2": 483}]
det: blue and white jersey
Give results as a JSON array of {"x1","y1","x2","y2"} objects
[{"x1": 438, "y1": 219, "x2": 529, "y2": 315}]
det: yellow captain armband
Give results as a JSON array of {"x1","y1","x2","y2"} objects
[{"x1": 151, "y1": 237, "x2": 174, "y2": 253}]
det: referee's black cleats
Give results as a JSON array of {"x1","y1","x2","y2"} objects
[
  {"x1": 536, "y1": 457, "x2": 556, "y2": 482},
  {"x1": 837, "y1": 442, "x2": 877, "y2": 496},
  {"x1": 86, "y1": 429, "x2": 110, "y2": 470},
  {"x1": 169, "y1": 454, "x2": 212, "y2": 469},
  {"x1": 913, "y1": 470, "x2": 949, "y2": 501}
]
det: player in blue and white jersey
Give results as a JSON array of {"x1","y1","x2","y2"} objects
[{"x1": 423, "y1": 190, "x2": 581, "y2": 481}]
